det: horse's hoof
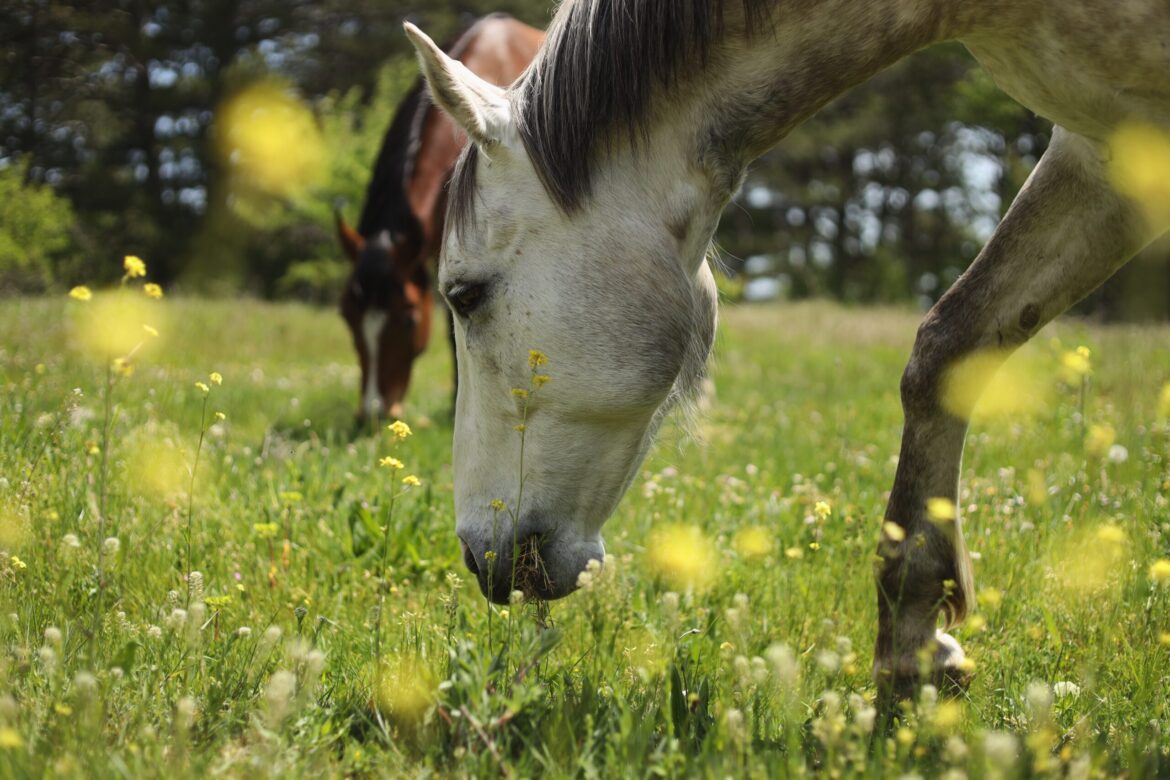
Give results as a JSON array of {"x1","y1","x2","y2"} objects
[{"x1": 875, "y1": 630, "x2": 972, "y2": 710}]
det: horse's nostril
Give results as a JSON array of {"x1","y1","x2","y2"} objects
[{"x1": 461, "y1": 540, "x2": 480, "y2": 577}]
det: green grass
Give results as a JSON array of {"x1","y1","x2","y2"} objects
[{"x1": 1, "y1": 294, "x2": 1169, "y2": 778}]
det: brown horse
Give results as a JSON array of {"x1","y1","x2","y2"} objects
[{"x1": 336, "y1": 14, "x2": 543, "y2": 420}]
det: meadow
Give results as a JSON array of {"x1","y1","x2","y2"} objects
[{"x1": 1, "y1": 290, "x2": 1169, "y2": 778}]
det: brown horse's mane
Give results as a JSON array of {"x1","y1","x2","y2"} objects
[
  {"x1": 449, "y1": 0, "x2": 774, "y2": 235},
  {"x1": 360, "y1": 13, "x2": 516, "y2": 241}
]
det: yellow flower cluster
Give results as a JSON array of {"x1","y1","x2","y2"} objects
[
  {"x1": 123, "y1": 255, "x2": 147, "y2": 278},
  {"x1": 387, "y1": 420, "x2": 412, "y2": 440},
  {"x1": 379, "y1": 456, "x2": 404, "y2": 470}
]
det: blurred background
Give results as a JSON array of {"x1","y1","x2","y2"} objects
[{"x1": 2, "y1": 0, "x2": 1168, "y2": 319}]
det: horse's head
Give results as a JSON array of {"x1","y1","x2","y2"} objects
[
  {"x1": 406, "y1": 24, "x2": 720, "y2": 603},
  {"x1": 336, "y1": 212, "x2": 431, "y2": 421}
]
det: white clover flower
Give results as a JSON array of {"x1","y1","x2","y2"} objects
[
  {"x1": 815, "y1": 649, "x2": 840, "y2": 674},
  {"x1": 44, "y1": 626, "x2": 62, "y2": 645},
  {"x1": 1052, "y1": 681, "x2": 1081, "y2": 699},
  {"x1": 62, "y1": 534, "x2": 81, "y2": 549},
  {"x1": 102, "y1": 537, "x2": 120, "y2": 556},
  {"x1": 146, "y1": 625, "x2": 162, "y2": 640},
  {"x1": 855, "y1": 706, "x2": 877, "y2": 734},
  {"x1": 236, "y1": 626, "x2": 252, "y2": 638}
]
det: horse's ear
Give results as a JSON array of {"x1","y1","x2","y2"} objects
[
  {"x1": 404, "y1": 22, "x2": 509, "y2": 147},
  {"x1": 335, "y1": 210, "x2": 364, "y2": 263}
]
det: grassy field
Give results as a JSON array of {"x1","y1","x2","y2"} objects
[{"x1": 1, "y1": 294, "x2": 1169, "y2": 778}]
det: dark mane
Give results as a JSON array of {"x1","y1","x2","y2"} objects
[
  {"x1": 449, "y1": 0, "x2": 773, "y2": 233},
  {"x1": 360, "y1": 14, "x2": 513, "y2": 241}
]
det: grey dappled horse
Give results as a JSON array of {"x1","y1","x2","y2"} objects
[{"x1": 405, "y1": 0, "x2": 1170, "y2": 697}]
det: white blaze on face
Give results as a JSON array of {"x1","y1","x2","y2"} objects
[{"x1": 361, "y1": 310, "x2": 388, "y2": 418}]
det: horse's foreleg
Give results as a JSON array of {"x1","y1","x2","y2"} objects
[{"x1": 875, "y1": 127, "x2": 1159, "y2": 700}]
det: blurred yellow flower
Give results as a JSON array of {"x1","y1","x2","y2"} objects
[
  {"x1": 941, "y1": 348, "x2": 1049, "y2": 422},
  {"x1": 1159, "y1": 383, "x2": 1170, "y2": 420},
  {"x1": 528, "y1": 350, "x2": 548, "y2": 369},
  {"x1": 1085, "y1": 423, "x2": 1116, "y2": 458},
  {"x1": 214, "y1": 411, "x2": 226, "y2": 422},
  {"x1": 784, "y1": 546, "x2": 804, "y2": 559},
  {"x1": 814, "y1": 500, "x2": 831, "y2": 519},
  {"x1": 10, "y1": 555, "x2": 27, "y2": 571},
  {"x1": 1096, "y1": 524, "x2": 1126, "y2": 545},
  {"x1": 1108, "y1": 122, "x2": 1170, "y2": 226},
  {"x1": 1026, "y1": 468, "x2": 1048, "y2": 506},
  {"x1": 1060, "y1": 347, "x2": 1092, "y2": 381},
  {"x1": 490, "y1": 499, "x2": 507, "y2": 512},
  {"x1": 123, "y1": 255, "x2": 146, "y2": 278},
  {"x1": 387, "y1": 420, "x2": 412, "y2": 440},
  {"x1": 254, "y1": 522, "x2": 279, "y2": 539},
  {"x1": 1150, "y1": 559, "x2": 1170, "y2": 584},
  {"x1": 69, "y1": 286, "x2": 92, "y2": 301},
  {"x1": 379, "y1": 456, "x2": 404, "y2": 470},
  {"x1": 375, "y1": 656, "x2": 434, "y2": 723},
  {"x1": 926, "y1": 497, "x2": 957, "y2": 523},
  {"x1": 511, "y1": 388, "x2": 529, "y2": 399},
  {"x1": 532, "y1": 374, "x2": 551, "y2": 388},
  {"x1": 882, "y1": 522, "x2": 906, "y2": 542},
  {"x1": 734, "y1": 526, "x2": 771, "y2": 558},
  {"x1": 646, "y1": 524, "x2": 717, "y2": 591},
  {"x1": 0, "y1": 727, "x2": 23, "y2": 749},
  {"x1": 215, "y1": 79, "x2": 325, "y2": 199},
  {"x1": 194, "y1": 381, "x2": 210, "y2": 395},
  {"x1": 73, "y1": 289, "x2": 167, "y2": 360},
  {"x1": 143, "y1": 283, "x2": 163, "y2": 299},
  {"x1": 977, "y1": 587, "x2": 1003, "y2": 609},
  {"x1": 209, "y1": 371, "x2": 223, "y2": 386},
  {"x1": 112, "y1": 357, "x2": 134, "y2": 378},
  {"x1": 142, "y1": 324, "x2": 159, "y2": 338},
  {"x1": 402, "y1": 474, "x2": 421, "y2": 487}
]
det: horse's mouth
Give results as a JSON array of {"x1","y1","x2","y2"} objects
[{"x1": 461, "y1": 535, "x2": 558, "y2": 604}]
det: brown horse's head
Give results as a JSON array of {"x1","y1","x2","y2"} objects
[{"x1": 336, "y1": 212, "x2": 434, "y2": 421}]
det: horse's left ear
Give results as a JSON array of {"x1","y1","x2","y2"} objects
[
  {"x1": 335, "y1": 210, "x2": 364, "y2": 263},
  {"x1": 404, "y1": 22, "x2": 510, "y2": 147}
]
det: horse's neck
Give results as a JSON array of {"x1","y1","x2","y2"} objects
[{"x1": 699, "y1": 0, "x2": 962, "y2": 184}]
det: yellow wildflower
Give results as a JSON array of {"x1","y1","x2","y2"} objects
[
  {"x1": 1159, "y1": 632, "x2": 1170, "y2": 646},
  {"x1": 514, "y1": 423, "x2": 527, "y2": 432},
  {"x1": 69, "y1": 286, "x2": 92, "y2": 301},
  {"x1": 387, "y1": 420, "x2": 412, "y2": 439},
  {"x1": 402, "y1": 474, "x2": 421, "y2": 487},
  {"x1": 112, "y1": 357, "x2": 134, "y2": 378},
  {"x1": 784, "y1": 546, "x2": 804, "y2": 559},
  {"x1": 532, "y1": 374, "x2": 551, "y2": 388},
  {"x1": 10, "y1": 555, "x2": 27, "y2": 571},
  {"x1": 490, "y1": 499, "x2": 507, "y2": 512},
  {"x1": 882, "y1": 522, "x2": 906, "y2": 542},
  {"x1": 1096, "y1": 524, "x2": 1126, "y2": 545},
  {"x1": 1061, "y1": 348, "x2": 1091, "y2": 379},
  {"x1": 511, "y1": 388, "x2": 529, "y2": 399},
  {"x1": 733, "y1": 526, "x2": 771, "y2": 558},
  {"x1": 1085, "y1": 423, "x2": 1115, "y2": 457},
  {"x1": 0, "y1": 727, "x2": 23, "y2": 749},
  {"x1": 209, "y1": 371, "x2": 223, "y2": 386},
  {"x1": 927, "y1": 497, "x2": 957, "y2": 523},
  {"x1": 1108, "y1": 122, "x2": 1170, "y2": 225},
  {"x1": 194, "y1": 381, "x2": 210, "y2": 395},
  {"x1": 814, "y1": 500, "x2": 831, "y2": 519},
  {"x1": 143, "y1": 324, "x2": 159, "y2": 338},
  {"x1": 379, "y1": 456, "x2": 404, "y2": 470},
  {"x1": 1150, "y1": 559, "x2": 1170, "y2": 584},
  {"x1": 646, "y1": 524, "x2": 717, "y2": 591},
  {"x1": 204, "y1": 595, "x2": 232, "y2": 608},
  {"x1": 977, "y1": 587, "x2": 1003, "y2": 609},
  {"x1": 214, "y1": 411, "x2": 226, "y2": 421},
  {"x1": 143, "y1": 283, "x2": 164, "y2": 299},
  {"x1": 528, "y1": 349, "x2": 548, "y2": 369},
  {"x1": 123, "y1": 255, "x2": 147, "y2": 278},
  {"x1": 253, "y1": 522, "x2": 279, "y2": 539}
]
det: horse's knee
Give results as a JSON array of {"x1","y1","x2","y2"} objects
[{"x1": 899, "y1": 313, "x2": 958, "y2": 414}]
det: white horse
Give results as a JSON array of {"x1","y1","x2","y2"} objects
[{"x1": 405, "y1": 0, "x2": 1170, "y2": 696}]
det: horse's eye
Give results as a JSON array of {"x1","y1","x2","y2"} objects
[{"x1": 444, "y1": 282, "x2": 486, "y2": 318}]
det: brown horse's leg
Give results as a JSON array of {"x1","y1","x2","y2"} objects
[{"x1": 875, "y1": 127, "x2": 1160, "y2": 701}]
